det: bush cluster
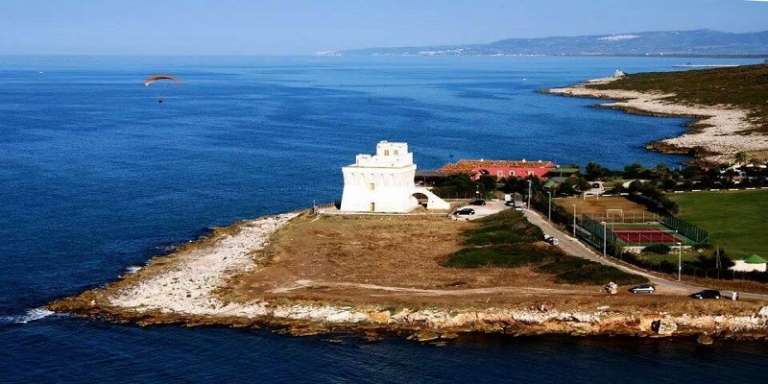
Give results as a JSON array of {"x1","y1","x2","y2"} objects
[{"x1": 443, "y1": 210, "x2": 648, "y2": 285}]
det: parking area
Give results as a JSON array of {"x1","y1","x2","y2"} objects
[{"x1": 452, "y1": 199, "x2": 509, "y2": 220}]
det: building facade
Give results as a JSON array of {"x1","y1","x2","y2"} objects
[
  {"x1": 439, "y1": 159, "x2": 556, "y2": 180},
  {"x1": 340, "y1": 141, "x2": 449, "y2": 213}
]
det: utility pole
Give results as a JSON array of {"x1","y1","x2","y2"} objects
[
  {"x1": 716, "y1": 246, "x2": 721, "y2": 279},
  {"x1": 572, "y1": 204, "x2": 577, "y2": 237},
  {"x1": 527, "y1": 179, "x2": 532, "y2": 210},
  {"x1": 547, "y1": 191, "x2": 552, "y2": 221},
  {"x1": 677, "y1": 241, "x2": 683, "y2": 281},
  {"x1": 601, "y1": 221, "x2": 607, "y2": 257}
]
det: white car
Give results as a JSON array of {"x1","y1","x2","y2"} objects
[{"x1": 543, "y1": 235, "x2": 560, "y2": 246}]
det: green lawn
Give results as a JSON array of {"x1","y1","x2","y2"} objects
[
  {"x1": 637, "y1": 251, "x2": 698, "y2": 266},
  {"x1": 670, "y1": 190, "x2": 768, "y2": 259}
]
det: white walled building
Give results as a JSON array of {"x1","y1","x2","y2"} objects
[
  {"x1": 340, "y1": 141, "x2": 450, "y2": 213},
  {"x1": 730, "y1": 255, "x2": 767, "y2": 273}
]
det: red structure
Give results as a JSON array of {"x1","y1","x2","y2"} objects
[{"x1": 439, "y1": 159, "x2": 555, "y2": 180}]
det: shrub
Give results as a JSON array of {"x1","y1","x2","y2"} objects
[
  {"x1": 463, "y1": 209, "x2": 542, "y2": 246},
  {"x1": 643, "y1": 244, "x2": 671, "y2": 254},
  {"x1": 443, "y1": 245, "x2": 556, "y2": 268},
  {"x1": 536, "y1": 257, "x2": 648, "y2": 285},
  {"x1": 446, "y1": 209, "x2": 648, "y2": 286}
]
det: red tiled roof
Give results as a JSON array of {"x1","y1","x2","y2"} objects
[{"x1": 439, "y1": 159, "x2": 555, "y2": 173}]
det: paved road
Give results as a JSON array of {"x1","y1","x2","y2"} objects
[
  {"x1": 453, "y1": 200, "x2": 508, "y2": 221},
  {"x1": 523, "y1": 208, "x2": 768, "y2": 300}
]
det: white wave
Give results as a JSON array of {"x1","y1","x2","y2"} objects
[
  {"x1": 0, "y1": 308, "x2": 55, "y2": 325},
  {"x1": 125, "y1": 265, "x2": 142, "y2": 274}
]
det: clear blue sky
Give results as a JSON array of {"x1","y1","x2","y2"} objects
[{"x1": 2, "y1": 0, "x2": 767, "y2": 55}]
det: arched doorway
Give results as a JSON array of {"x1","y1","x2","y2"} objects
[{"x1": 412, "y1": 192, "x2": 429, "y2": 208}]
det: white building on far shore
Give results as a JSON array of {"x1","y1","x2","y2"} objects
[
  {"x1": 730, "y1": 255, "x2": 767, "y2": 273},
  {"x1": 340, "y1": 141, "x2": 449, "y2": 213}
]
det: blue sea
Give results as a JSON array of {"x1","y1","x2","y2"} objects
[{"x1": 1, "y1": 56, "x2": 767, "y2": 383}]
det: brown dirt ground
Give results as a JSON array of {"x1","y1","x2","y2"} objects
[
  {"x1": 218, "y1": 214, "x2": 600, "y2": 304},
  {"x1": 555, "y1": 196, "x2": 651, "y2": 220},
  {"x1": 215, "y1": 212, "x2": 764, "y2": 312}
]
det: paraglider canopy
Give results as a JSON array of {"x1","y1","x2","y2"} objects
[{"x1": 143, "y1": 75, "x2": 180, "y2": 87}]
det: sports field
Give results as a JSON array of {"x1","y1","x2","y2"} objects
[
  {"x1": 608, "y1": 222, "x2": 694, "y2": 245},
  {"x1": 555, "y1": 196, "x2": 654, "y2": 222},
  {"x1": 670, "y1": 190, "x2": 768, "y2": 259},
  {"x1": 613, "y1": 227, "x2": 679, "y2": 244}
]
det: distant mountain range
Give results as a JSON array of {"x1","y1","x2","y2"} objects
[{"x1": 330, "y1": 30, "x2": 768, "y2": 57}]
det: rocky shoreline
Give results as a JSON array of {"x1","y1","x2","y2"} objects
[
  {"x1": 50, "y1": 293, "x2": 768, "y2": 342},
  {"x1": 47, "y1": 212, "x2": 768, "y2": 342},
  {"x1": 547, "y1": 77, "x2": 768, "y2": 164}
]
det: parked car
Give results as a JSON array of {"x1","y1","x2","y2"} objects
[
  {"x1": 629, "y1": 284, "x2": 656, "y2": 294},
  {"x1": 469, "y1": 199, "x2": 486, "y2": 206},
  {"x1": 454, "y1": 208, "x2": 475, "y2": 216},
  {"x1": 543, "y1": 234, "x2": 560, "y2": 246},
  {"x1": 690, "y1": 290, "x2": 721, "y2": 300}
]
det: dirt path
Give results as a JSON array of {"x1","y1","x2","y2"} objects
[
  {"x1": 269, "y1": 279, "x2": 594, "y2": 296},
  {"x1": 523, "y1": 209, "x2": 768, "y2": 300}
]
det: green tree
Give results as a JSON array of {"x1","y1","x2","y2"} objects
[
  {"x1": 623, "y1": 163, "x2": 646, "y2": 179},
  {"x1": 477, "y1": 175, "x2": 498, "y2": 198},
  {"x1": 585, "y1": 162, "x2": 610, "y2": 180}
]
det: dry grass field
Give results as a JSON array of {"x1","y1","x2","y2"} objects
[
  {"x1": 555, "y1": 196, "x2": 652, "y2": 221},
  {"x1": 211, "y1": 211, "x2": 761, "y2": 312},
  {"x1": 217, "y1": 213, "x2": 612, "y2": 306}
]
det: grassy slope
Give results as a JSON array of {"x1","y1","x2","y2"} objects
[
  {"x1": 670, "y1": 190, "x2": 768, "y2": 259},
  {"x1": 444, "y1": 210, "x2": 646, "y2": 285},
  {"x1": 588, "y1": 64, "x2": 768, "y2": 133}
]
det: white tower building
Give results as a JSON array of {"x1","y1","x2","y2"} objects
[{"x1": 340, "y1": 141, "x2": 449, "y2": 213}]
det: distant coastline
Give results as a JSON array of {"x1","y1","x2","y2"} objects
[{"x1": 334, "y1": 29, "x2": 768, "y2": 57}]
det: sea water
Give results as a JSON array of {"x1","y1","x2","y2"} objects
[{"x1": 1, "y1": 55, "x2": 766, "y2": 383}]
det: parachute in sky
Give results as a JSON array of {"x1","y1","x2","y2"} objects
[
  {"x1": 143, "y1": 75, "x2": 181, "y2": 103},
  {"x1": 143, "y1": 75, "x2": 180, "y2": 87}
]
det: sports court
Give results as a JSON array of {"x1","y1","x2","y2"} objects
[
  {"x1": 611, "y1": 225, "x2": 687, "y2": 245},
  {"x1": 558, "y1": 196, "x2": 709, "y2": 249}
]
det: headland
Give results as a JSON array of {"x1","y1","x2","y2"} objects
[
  {"x1": 48, "y1": 208, "x2": 768, "y2": 342},
  {"x1": 548, "y1": 64, "x2": 768, "y2": 164}
]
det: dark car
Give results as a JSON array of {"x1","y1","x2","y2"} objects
[
  {"x1": 454, "y1": 208, "x2": 475, "y2": 216},
  {"x1": 690, "y1": 290, "x2": 721, "y2": 300},
  {"x1": 469, "y1": 199, "x2": 486, "y2": 206},
  {"x1": 629, "y1": 284, "x2": 656, "y2": 294}
]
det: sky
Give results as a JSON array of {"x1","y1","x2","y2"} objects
[{"x1": 1, "y1": 0, "x2": 767, "y2": 55}]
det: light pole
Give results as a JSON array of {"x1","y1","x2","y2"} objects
[
  {"x1": 601, "y1": 221, "x2": 607, "y2": 257},
  {"x1": 527, "y1": 179, "x2": 532, "y2": 210},
  {"x1": 676, "y1": 241, "x2": 683, "y2": 281},
  {"x1": 546, "y1": 191, "x2": 552, "y2": 221},
  {"x1": 572, "y1": 204, "x2": 577, "y2": 237}
]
